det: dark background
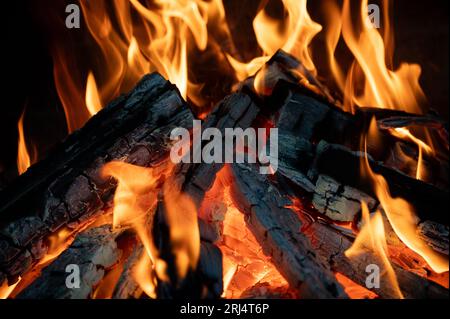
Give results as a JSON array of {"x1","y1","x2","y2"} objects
[{"x1": 0, "y1": 0, "x2": 448, "y2": 186}]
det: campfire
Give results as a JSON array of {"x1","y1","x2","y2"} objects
[{"x1": 0, "y1": 0, "x2": 448, "y2": 300}]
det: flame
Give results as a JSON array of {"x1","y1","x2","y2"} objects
[
  {"x1": 0, "y1": 278, "x2": 21, "y2": 299},
  {"x1": 17, "y1": 111, "x2": 33, "y2": 175},
  {"x1": 162, "y1": 178, "x2": 200, "y2": 280},
  {"x1": 100, "y1": 161, "x2": 160, "y2": 297},
  {"x1": 100, "y1": 160, "x2": 199, "y2": 295},
  {"x1": 345, "y1": 202, "x2": 403, "y2": 298},
  {"x1": 388, "y1": 127, "x2": 433, "y2": 181},
  {"x1": 254, "y1": 0, "x2": 321, "y2": 73},
  {"x1": 133, "y1": 250, "x2": 157, "y2": 299},
  {"x1": 361, "y1": 128, "x2": 449, "y2": 274},
  {"x1": 85, "y1": 71, "x2": 103, "y2": 116},
  {"x1": 39, "y1": 227, "x2": 75, "y2": 265},
  {"x1": 329, "y1": 0, "x2": 426, "y2": 112}
]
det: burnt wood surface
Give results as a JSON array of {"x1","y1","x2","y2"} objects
[
  {"x1": 0, "y1": 73, "x2": 194, "y2": 286},
  {"x1": 229, "y1": 163, "x2": 348, "y2": 299}
]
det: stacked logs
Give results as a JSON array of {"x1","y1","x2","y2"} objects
[{"x1": 0, "y1": 51, "x2": 448, "y2": 299}]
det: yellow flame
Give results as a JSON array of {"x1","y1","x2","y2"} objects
[
  {"x1": 361, "y1": 133, "x2": 449, "y2": 273},
  {"x1": 389, "y1": 127, "x2": 433, "y2": 181},
  {"x1": 17, "y1": 111, "x2": 31, "y2": 175},
  {"x1": 339, "y1": 0, "x2": 426, "y2": 112},
  {"x1": 0, "y1": 278, "x2": 21, "y2": 299},
  {"x1": 101, "y1": 161, "x2": 199, "y2": 294},
  {"x1": 345, "y1": 202, "x2": 404, "y2": 298},
  {"x1": 85, "y1": 71, "x2": 103, "y2": 116},
  {"x1": 163, "y1": 177, "x2": 200, "y2": 280}
]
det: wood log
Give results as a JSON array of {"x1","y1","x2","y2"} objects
[
  {"x1": 229, "y1": 163, "x2": 447, "y2": 298},
  {"x1": 303, "y1": 221, "x2": 448, "y2": 299},
  {"x1": 229, "y1": 163, "x2": 348, "y2": 299},
  {"x1": 0, "y1": 73, "x2": 194, "y2": 286},
  {"x1": 17, "y1": 225, "x2": 121, "y2": 299},
  {"x1": 417, "y1": 221, "x2": 449, "y2": 256},
  {"x1": 309, "y1": 140, "x2": 449, "y2": 225},
  {"x1": 152, "y1": 92, "x2": 259, "y2": 299},
  {"x1": 312, "y1": 174, "x2": 377, "y2": 222}
]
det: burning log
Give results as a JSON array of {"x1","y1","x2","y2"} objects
[
  {"x1": 303, "y1": 221, "x2": 448, "y2": 299},
  {"x1": 417, "y1": 221, "x2": 449, "y2": 256},
  {"x1": 309, "y1": 140, "x2": 449, "y2": 225},
  {"x1": 312, "y1": 174, "x2": 377, "y2": 222},
  {"x1": 229, "y1": 163, "x2": 348, "y2": 299},
  {"x1": 0, "y1": 73, "x2": 194, "y2": 287},
  {"x1": 229, "y1": 163, "x2": 447, "y2": 299},
  {"x1": 151, "y1": 91, "x2": 260, "y2": 298},
  {"x1": 17, "y1": 225, "x2": 121, "y2": 299}
]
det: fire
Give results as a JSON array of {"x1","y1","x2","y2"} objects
[
  {"x1": 85, "y1": 71, "x2": 103, "y2": 116},
  {"x1": 162, "y1": 178, "x2": 200, "y2": 280},
  {"x1": 345, "y1": 202, "x2": 403, "y2": 298},
  {"x1": 361, "y1": 128, "x2": 449, "y2": 274},
  {"x1": 39, "y1": 227, "x2": 76, "y2": 265},
  {"x1": 327, "y1": 0, "x2": 426, "y2": 112},
  {"x1": 0, "y1": 278, "x2": 20, "y2": 299},
  {"x1": 17, "y1": 110, "x2": 33, "y2": 175},
  {"x1": 200, "y1": 167, "x2": 288, "y2": 298},
  {"x1": 100, "y1": 160, "x2": 199, "y2": 296},
  {"x1": 388, "y1": 127, "x2": 433, "y2": 181},
  {"x1": 254, "y1": 0, "x2": 321, "y2": 73},
  {"x1": 100, "y1": 161, "x2": 161, "y2": 296}
]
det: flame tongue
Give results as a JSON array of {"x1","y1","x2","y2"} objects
[
  {"x1": 17, "y1": 111, "x2": 32, "y2": 175},
  {"x1": 345, "y1": 202, "x2": 404, "y2": 298},
  {"x1": 361, "y1": 127, "x2": 449, "y2": 274},
  {"x1": 100, "y1": 161, "x2": 200, "y2": 296}
]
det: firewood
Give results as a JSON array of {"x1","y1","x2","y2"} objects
[
  {"x1": 0, "y1": 73, "x2": 194, "y2": 286},
  {"x1": 229, "y1": 163, "x2": 447, "y2": 298},
  {"x1": 309, "y1": 140, "x2": 449, "y2": 225},
  {"x1": 152, "y1": 92, "x2": 260, "y2": 298},
  {"x1": 304, "y1": 221, "x2": 448, "y2": 299},
  {"x1": 17, "y1": 225, "x2": 121, "y2": 299},
  {"x1": 229, "y1": 163, "x2": 348, "y2": 299},
  {"x1": 417, "y1": 221, "x2": 449, "y2": 256},
  {"x1": 312, "y1": 174, "x2": 377, "y2": 222}
]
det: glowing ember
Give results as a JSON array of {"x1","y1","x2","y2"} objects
[{"x1": 200, "y1": 167, "x2": 289, "y2": 298}]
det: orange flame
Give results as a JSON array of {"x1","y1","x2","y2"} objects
[
  {"x1": 162, "y1": 178, "x2": 200, "y2": 280},
  {"x1": 361, "y1": 127, "x2": 449, "y2": 273},
  {"x1": 345, "y1": 202, "x2": 403, "y2": 298},
  {"x1": 100, "y1": 161, "x2": 200, "y2": 295},
  {"x1": 17, "y1": 111, "x2": 33, "y2": 175},
  {"x1": 388, "y1": 127, "x2": 433, "y2": 181},
  {"x1": 254, "y1": 0, "x2": 321, "y2": 73},
  {"x1": 85, "y1": 71, "x2": 103, "y2": 116},
  {"x1": 335, "y1": 0, "x2": 426, "y2": 112},
  {"x1": 100, "y1": 161, "x2": 161, "y2": 297},
  {"x1": 0, "y1": 278, "x2": 21, "y2": 299}
]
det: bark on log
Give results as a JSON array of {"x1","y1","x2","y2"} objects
[
  {"x1": 17, "y1": 225, "x2": 121, "y2": 299},
  {"x1": 312, "y1": 174, "x2": 377, "y2": 222},
  {"x1": 229, "y1": 163, "x2": 348, "y2": 299},
  {"x1": 303, "y1": 221, "x2": 448, "y2": 299},
  {"x1": 0, "y1": 73, "x2": 194, "y2": 286},
  {"x1": 309, "y1": 140, "x2": 449, "y2": 225},
  {"x1": 152, "y1": 92, "x2": 259, "y2": 299}
]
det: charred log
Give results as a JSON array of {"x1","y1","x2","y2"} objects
[{"x1": 0, "y1": 73, "x2": 194, "y2": 286}]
